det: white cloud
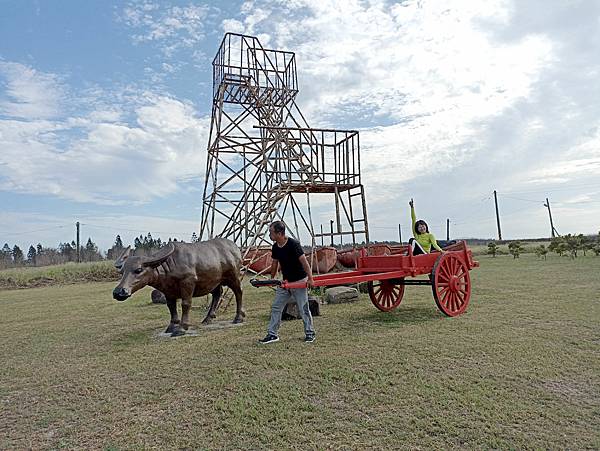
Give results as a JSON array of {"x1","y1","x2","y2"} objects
[
  {"x1": 120, "y1": 2, "x2": 212, "y2": 56},
  {"x1": 210, "y1": 0, "x2": 600, "y2": 239},
  {"x1": 224, "y1": 0, "x2": 553, "y2": 198},
  {"x1": 0, "y1": 61, "x2": 67, "y2": 119},
  {"x1": 221, "y1": 19, "x2": 245, "y2": 34},
  {"x1": 0, "y1": 62, "x2": 210, "y2": 204}
]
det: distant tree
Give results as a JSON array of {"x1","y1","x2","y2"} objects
[
  {"x1": 59, "y1": 242, "x2": 75, "y2": 262},
  {"x1": 1, "y1": 243, "x2": 12, "y2": 265},
  {"x1": 36, "y1": 243, "x2": 43, "y2": 255},
  {"x1": 83, "y1": 238, "x2": 101, "y2": 262},
  {"x1": 508, "y1": 241, "x2": 523, "y2": 259},
  {"x1": 563, "y1": 234, "x2": 582, "y2": 259},
  {"x1": 107, "y1": 235, "x2": 125, "y2": 260},
  {"x1": 580, "y1": 234, "x2": 593, "y2": 256},
  {"x1": 27, "y1": 245, "x2": 37, "y2": 265},
  {"x1": 487, "y1": 242, "x2": 499, "y2": 258},
  {"x1": 191, "y1": 232, "x2": 198, "y2": 243},
  {"x1": 12, "y1": 245, "x2": 24, "y2": 266},
  {"x1": 534, "y1": 244, "x2": 548, "y2": 261},
  {"x1": 549, "y1": 236, "x2": 567, "y2": 257}
]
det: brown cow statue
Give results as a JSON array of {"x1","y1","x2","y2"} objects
[{"x1": 112, "y1": 238, "x2": 244, "y2": 336}]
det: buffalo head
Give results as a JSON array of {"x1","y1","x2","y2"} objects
[{"x1": 112, "y1": 244, "x2": 175, "y2": 301}]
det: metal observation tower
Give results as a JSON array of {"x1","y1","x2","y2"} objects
[{"x1": 199, "y1": 33, "x2": 369, "y2": 271}]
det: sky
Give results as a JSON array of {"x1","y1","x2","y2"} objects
[{"x1": 1, "y1": 0, "x2": 599, "y2": 253}]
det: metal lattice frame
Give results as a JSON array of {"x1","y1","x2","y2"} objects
[{"x1": 199, "y1": 33, "x2": 370, "y2": 271}]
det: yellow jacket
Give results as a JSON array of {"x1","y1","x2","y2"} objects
[{"x1": 411, "y1": 205, "x2": 442, "y2": 252}]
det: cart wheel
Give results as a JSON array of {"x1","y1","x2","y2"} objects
[
  {"x1": 431, "y1": 253, "x2": 471, "y2": 317},
  {"x1": 368, "y1": 279, "x2": 405, "y2": 312}
]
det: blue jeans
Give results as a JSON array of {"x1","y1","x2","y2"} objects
[{"x1": 267, "y1": 285, "x2": 315, "y2": 338}]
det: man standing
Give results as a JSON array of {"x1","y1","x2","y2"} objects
[{"x1": 258, "y1": 221, "x2": 316, "y2": 344}]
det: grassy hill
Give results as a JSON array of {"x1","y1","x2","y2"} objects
[{"x1": 1, "y1": 253, "x2": 598, "y2": 449}]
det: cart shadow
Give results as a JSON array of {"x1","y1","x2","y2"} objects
[{"x1": 359, "y1": 304, "x2": 442, "y2": 325}]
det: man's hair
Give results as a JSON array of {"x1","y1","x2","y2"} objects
[{"x1": 270, "y1": 221, "x2": 286, "y2": 235}]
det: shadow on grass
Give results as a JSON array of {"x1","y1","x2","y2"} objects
[{"x1": 357, "y1": 304, "x2": 443, "y2": 325}]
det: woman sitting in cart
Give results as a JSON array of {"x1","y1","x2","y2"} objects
[{"x1": 409, "y1": 198, "x2": 443, "y2": 255}]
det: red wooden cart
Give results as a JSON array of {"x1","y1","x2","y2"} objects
[{"x1": 251, "y1": 241, "x2": 479, "y2": 317}]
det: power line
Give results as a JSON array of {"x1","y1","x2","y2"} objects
[
  {"x1": 502, "y1": 194, "x2": 545, "y2": 204},
  {"x1": 82, "y1": 222, "x2": 192, "y2": 237},
  {"x1": 2, "y1": 225, "x2": 69, "y2": 236}
]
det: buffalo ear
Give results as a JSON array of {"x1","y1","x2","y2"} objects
[
  {"x1": 142, "y1": 243, "x2": 175, "y2": 268},
  {"x1": 114, "y1": 246, "x2": 131, "y2": 270}
]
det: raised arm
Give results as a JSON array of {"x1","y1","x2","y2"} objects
[{"x1": 410, "y1": 199, "x2": 417, "y2": 237}]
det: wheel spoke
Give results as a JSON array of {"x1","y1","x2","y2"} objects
[
  {"x1": 451, "y1": 257, "x2": 459, "y2": 276},
  {"x1": 438, "y1": 286, "x2": 450, "y2": 297},
  {"x1": 456, "y1": 290, "x2": 465, "y2": 306},
  {"x1": 450, "y1": 293, "x2": 458, "y2": 311},
  {"x1": 438, "y1": 267, "x2": 450, "y2": 280},
  {"x1": 441, "y1": 289, "x2": 451, "y2": 307}
]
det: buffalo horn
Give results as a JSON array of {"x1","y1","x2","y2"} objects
[
  {"x1": 142, "y1": 243, "x2": 175, "y2": 268},
  {"x1": 114, "y1": 246, "x2": 131, "y2": 270}
]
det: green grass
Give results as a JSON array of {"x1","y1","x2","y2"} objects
[
  {"x1": 0, "y1": 261, "x2": 119, "y2": 289},
  {"x1": 1, "y1": 254, "x2": 599, "y2": 449}
]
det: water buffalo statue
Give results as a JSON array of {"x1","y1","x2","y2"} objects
[{"x1": 112, "y1": 238, "x2": 244, "y2": 336}]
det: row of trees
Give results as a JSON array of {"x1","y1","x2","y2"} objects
[
  {"x1": 0, "y1": 239, "x2": 103, "y2": 269},
  {"x1": 487, "y1": 232, "x2": 600, "y2": 259},
  {"x1": 1, "y1": 232, "x2": 197, "y2": 269}
]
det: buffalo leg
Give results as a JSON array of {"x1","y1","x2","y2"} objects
[
  {"x1": 179, "y1": 282, "x2": 195, "y2": 332},
  {"x1": 170, "y1": 281, "x2": 195, "y2": 337},
  {"x1": 229, "y1": 278, "x2": 245, "y2": 324},
  {"x1": 201, "y1": 286, "x2": 222, "y2": 325},
  {"x1": 164, "y1": 298, "x2": 180, "y2": 334}
]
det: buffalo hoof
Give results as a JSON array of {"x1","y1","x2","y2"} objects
[
  {"x1": 170, "y1": 327, "x2": 186, "y2": 337},
  {"x1": 165, "y1": 323, "x2": 177, "y2": 334},
  {"x1": 181, "y1": 323, "x2": 190, "y2": 331},
  {"x1": 232, "y1": 316, "x2": 244, "y2": 324}
]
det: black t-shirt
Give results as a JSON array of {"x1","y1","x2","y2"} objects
[{"x1": 271, "y1": 238, "x2": 307, "y2": 282}]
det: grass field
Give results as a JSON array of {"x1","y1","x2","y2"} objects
[{"x1": 1, "y1": 254, "x2": 599, "y2": 449}]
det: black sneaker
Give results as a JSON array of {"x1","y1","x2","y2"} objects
[
  {"x1": 304, "y1": 335, "x2": 316, "y2": 343},
  {"x1": 258, "y1": 334, "x2": 279, "y2": 344}
]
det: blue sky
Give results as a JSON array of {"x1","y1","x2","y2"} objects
[{"x1": 1, "y1": 0, "x2": 600, "y2": 252}]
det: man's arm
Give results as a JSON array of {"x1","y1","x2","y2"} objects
[
  {"x1": 298, "y1": 254, "x2": 315, "y2": 288},
  {"x1": 270, "y1": 259, "x2": 279, "y2": 279}
]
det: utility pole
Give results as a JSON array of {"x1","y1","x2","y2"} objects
[
  {"x1": 446, "y1": 218, "x2": 450, "y2": 241},
  {"x1": 398, "y1": 224, "x2": 402, "y2": 244},
  {"x1": 544, "y1": 198, "x2": 558, "y2": 237},
  {"x1": 76, "y1": 221, "x2": 81, "y2": 263},
  {"x1": 320, "y1": 224, "x2": 324, "y2": 246},
  {"x1": 330, "y1": 220, "x2": 334, "y2": 246},
  {"x1": 493, "y1": 190, "x2": 502, "y2": 240}
]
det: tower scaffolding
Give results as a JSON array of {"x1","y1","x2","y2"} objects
[{"x1": 199, "y1": 33, "x2": 370, "y2": 272}]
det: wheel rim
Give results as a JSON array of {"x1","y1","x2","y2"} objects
[
  {"x1": 432, "y1": 254, "x2": 471, "y2": 317},
  {"x1": 368, "y1": 279, "x2": 405, "y2": 312}
]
